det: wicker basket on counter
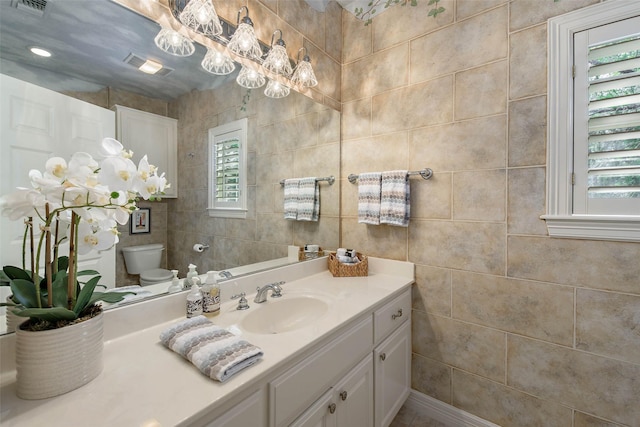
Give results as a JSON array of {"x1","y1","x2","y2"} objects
[
  {"x1": 327, "y1": 252, "x2": 368, "y2": 277},
  {"x1": 298, "y1": 247, "x2": 324, "y2": 261}
]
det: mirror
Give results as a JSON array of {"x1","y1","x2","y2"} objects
[{"x1": 0, "y1": 0, "x2": 340, "y2": 334}]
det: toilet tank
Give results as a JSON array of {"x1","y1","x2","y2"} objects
[{"x1": 121, "y1": 244, "x2": 164, "y2": 275}]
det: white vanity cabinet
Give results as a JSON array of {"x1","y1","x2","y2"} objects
[
  {"x1": 113, "y1": 105, "x2": 178, "y2": 198},
  {"x1": 203, "y1": 389, "x2": 267, "y2": 427}
]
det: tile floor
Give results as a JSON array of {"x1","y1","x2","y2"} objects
[{"x1": 390, "y1": 402, "x2": 450, "y2": 427}]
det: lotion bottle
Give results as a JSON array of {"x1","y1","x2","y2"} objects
[
  {"x1": 168, "y1": 269, "x2": 182, "y2": 293},
  {"x1": 202, "y1": 271, "x2": 220, "y2": 316},
  {"x1": 184, "y1": 263, "x2": 198, "y2": 290},
  {"x1": 186, "y1": 279, "x2": 203, "y2": 318}
]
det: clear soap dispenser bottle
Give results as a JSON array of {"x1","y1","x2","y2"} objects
[
  {"x1": 168, "y1": 269, "x2": 182, "y2": 293},
  {"x1": 186, "y1": 278, "x2": 203, "y2": 318},
  {"x1": 184, "y1": 263, "x2": 198, "y2": 290},
  {"x1": 202, "y1": 271, "x2": 220, "y2": 316}
]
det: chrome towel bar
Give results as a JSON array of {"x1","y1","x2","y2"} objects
[
  {"x1": 279, "y1": 175, "x2": 336, "y2": 186},
  {"x1": 348, "y1": 168, "x2": 433, "y2": 184}
]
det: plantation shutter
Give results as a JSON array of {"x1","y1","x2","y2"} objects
[
  {"x1": 573, "y1": 15, "x2": 640, "y2": 215},
  {"x1": 214, "y1": 137, "x2": 241, "y2": 204}
]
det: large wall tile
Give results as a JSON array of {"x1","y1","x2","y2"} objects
[
  {"x1": 340, "y1": 218, "x2": 407, "y2": 260},
  {"x1": 574, "y1": 411, "x2": 626, "y2": 427},
  {"x1": 410, "y1": 172, "x2": 452, "y2": 220},
  {"x1": 341, "y1": 133, "x2": 409, "y2": 177},
  {"x1": 576, "y1": 289, "x2": 640, "y2": 365},
  {"x1": 453, "y1": 370, "x2": 572, "y2": 427},
  {"x1": 277, "y1": 0, "x2": 325, "y2": 50},
  {"x1": 372, "y1": 76, "x2": 453, "y2": 135},
  {"x1": 507, "y1": 236, "x2": 640, "y2": 295},
  {"x1": 410, "y1": 6, "x2": 508, "y2": 83},
  {"x1": 409, "y1": 220, "x2": 506, "y2": 275},
  {"x1": 409, "y1": 115, "x2": 506, "y2": 173},
  {"x1": 412, "y1": 353, "x2": 452, "y2": 403},
  {"x1": 508, "y1": 95, "x2": 546, "y2": 166},
  {"x1": 342, "y1": 98, "x2": 371, "y2": 141},
  {"x1": 342, "y1": 10, "x2": 371, "y2": 63},
  {"x1": 507, "y1": 335, "x2": 640, "y2": 426},
  {"x1": 510, "y1": 24, "x2": 547, "y2": 99},
  {"x1": 452, "y1": 271, "x2": 574, "y2": 345},
  {"x1": 343, "y1": 44, "x2": 409, "y2": 102},
  {"x1": 453, "y1": 169, "x2": 506, "y2": 221},
  {"x1": 413, "y1": 265, "x2": 451, "y2": 316},
  {"x1": 413, "y1": 311, "x2": 506, "y2": 381},
  {"x1": 507, "y1": 167, "x2": 547, "y2": 236},
  {"x1": 455, "y1": 60, "x2": 508, "y2": 120},
  {"x1": 457, "y1": 0, "x2": 508, "y2": 20},
  {"x1": 510, "y1": 0, "x2": 600, "y2": 32}
]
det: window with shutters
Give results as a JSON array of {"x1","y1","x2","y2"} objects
[
  {"x1": 545, "y1": 1, "x2": 640, "y2": 242},
  {"x1": 207, "y1": 118, "x2": 248, "y2": 218}
]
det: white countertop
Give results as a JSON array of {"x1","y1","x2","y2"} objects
[{"x1": 0, "y1": 257, "x2": 413, "y2": 427}]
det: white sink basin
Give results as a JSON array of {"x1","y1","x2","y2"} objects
[{"x1": 241, "y1": 296, "x2": 329, "y2": 334}]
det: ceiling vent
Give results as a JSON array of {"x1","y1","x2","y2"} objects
[
  {"x1": 124, "y1": 53, "x2": 173, "y2": 77},
  {"x1": 12, "y1": 0, "x2": 47, "y2": 16}
]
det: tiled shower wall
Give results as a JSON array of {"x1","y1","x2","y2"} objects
[{"x1": 340, "y1": 0, "x2": 640, "y2": 426}]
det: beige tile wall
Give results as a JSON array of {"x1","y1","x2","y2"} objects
[{"x1": 341, "y1": 1, "x2": 639, "y2": 426}]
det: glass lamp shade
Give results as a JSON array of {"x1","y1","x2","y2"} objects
[
  {"x1": 236, "y1": 65, "x2": 266, "y2": 89},
  {"x1": 264, "y1": 79, "x2": 290, "y2": 98},
  {"x1": 228, "y1": 23, "x2": 263, "y2": 59},
  {"x1": 291, "y1": 59, "x2": 318, "y2": 87},
  {"x1": 154, "y1": 28, "x2": 195, "y2": 57},
  {"x1": 179, "y1": 0, "x2": 223, "y2": 36},
  {"x1": 263, "y1": 44, "x2": 292, "y2": 76},
  {"x1": 202, "y1": 48, "x2": 236, "y2": 75}
]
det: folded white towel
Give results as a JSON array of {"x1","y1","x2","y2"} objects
[
  {"x1": 284, "y1": 178, "x2": 300, "y2": 220},
  {"x1": 380, "y1": 170, "x2": 410, "y2": 227},
  {"x1": 297, "y1": 177, "x2": 319, "y2": 221},
  {"x1": 159, "y1": 316, "x2": 263, "y2": 382},
  {"x1": 357, "y1": 172, "x2": 382, "y2": 225}
]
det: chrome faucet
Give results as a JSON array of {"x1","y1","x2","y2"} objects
[
  {"x1": 218, "y1": 270, "x2": 233, "y2": 279},
  {"x1": 254, "y1": 281, "x2": 285, "y2": 303}
]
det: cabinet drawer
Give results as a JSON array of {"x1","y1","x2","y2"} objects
[
  {"x1": 270, "y1": 316, "x2": 373, "y2": 427},
  {"x1": 374, "y1": 289, "x2": 411, "y2": 344}
]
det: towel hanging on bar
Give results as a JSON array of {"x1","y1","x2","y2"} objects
[{"x1": 380, "y1": 170, "x2": 410, "y2": 227}]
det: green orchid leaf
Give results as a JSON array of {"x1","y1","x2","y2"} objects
[
  {"x1": 77, "y1": 269, "x2": 100, "y2": 276},
  {"x1": 50, "y1": 272, "x2": 69, "y2": 308},
  {"x1": 9, "y1": 279, "x2": 39, "y2": 308},
  {"x1": 74, "y1": 275, "x2": 101, "y2": 315},
  {"x1": 3, "y1": 266, "x2": 32, "y2": 281},
  {"x1": 56, "y1": 256, "x2": 69, "y2": 273},
  {"x1": 89, "y1": 291, "x2": 134, "y2": 305},
  {"x1": 16, "y1": 307, "x2": 77, "y2": 322},
  {"x1": 0, "y1": 269, "x2": 11, "y2": 285}
]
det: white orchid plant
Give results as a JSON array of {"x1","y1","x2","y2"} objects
[{"x1": 0, "y1": 138, "x2": 168, "y2": 330}]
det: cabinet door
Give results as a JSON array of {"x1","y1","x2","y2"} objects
[
  {"x1": 335, "y1": 356, "x2": 373, "y2": 427},
  {"x1": 204, "y1": 389, "x2": 266, "y2": 427},
  {"x1": 374, "y1": 320, "x2": 411, "y2": 427},
  {"x1": 290, "y1": 389, "x2": 337, "y2": 427},
  {"x1": 114, "y1": 105, "x2": 178, "y2": 198}
]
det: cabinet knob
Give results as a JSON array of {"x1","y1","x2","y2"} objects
[
  {"x1": 380, "y1": 352, "x2": 386, "y2": 361},
  {"x1": 392, "y1": 309, "x2": 403, "y2": 320},
  {"x1": 328, "y1": 403, "x2": 337, "y2": 414},
  {"x1": 340, "y1": 390, "x2": 348, "y2": 401}
]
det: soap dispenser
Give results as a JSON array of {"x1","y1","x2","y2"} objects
[
  {"x1": 184, "y1": 263, "x2": 198, "y2": 290},
  {"x1": 186, "y1": 278, "x2": 203, "y2": 318},
  {"x1": 202, "y1": 271, "x2": 220, "y2": 316},
  {"x1": 168, "y1": 269, "x2": 182, "y2": 293}
]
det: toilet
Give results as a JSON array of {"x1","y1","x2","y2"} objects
[{"x1": 121, "y1": 244, "x2": 173, "y2": 286}]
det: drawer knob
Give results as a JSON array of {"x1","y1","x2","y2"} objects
[
  {"x1": 328, "y1": 403, "x2": 337, "y2": 414},
  {"x1": 340, "y1": 390, "x2": 348, "y2": 401},
  {"x1": 380, "y1": 352, "x2": 386, "y2": 361},
  {"x1": 392, "y1": 309, "x2": 403, "y2": 320}
]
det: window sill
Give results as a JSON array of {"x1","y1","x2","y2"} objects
[
  {"x1": 542, "y1": 215, "x2": 640, "y2": 242},
  {"x1": 207, "y1": 208, "x2": 248, "y2": 219}
]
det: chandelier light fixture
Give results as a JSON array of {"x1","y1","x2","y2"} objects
[
  {"x1": 227, "y1": 6, "x2": 263, "y2": 60},
  {"x1": 291, "y1": 47, "x2": 318, "y2": 88},
  {"x1": 263, "y1": 30, "x2": 292, "y2": 77},
  {"x1": 154, "y1": 27, "x2": 195, "y2": 57},
  {"x1": 201, "y1": 47, "x2": 236, "y2": 75},
  {"x1": 178, "y1": 0, "x2": 223, "y2": 36},
  {"x1": 264, "y1": 79, "x2": 290, "y2": 98},
  {"x1": 236, "y1": 65, "x2": 266, "y2": 89}
]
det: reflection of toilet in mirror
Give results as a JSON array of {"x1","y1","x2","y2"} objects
[{"x1": 121, "y1": 244, "x2": 173, "y2": 286}]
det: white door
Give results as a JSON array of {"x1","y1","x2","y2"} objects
[
  {"x1": 0, "y1": 74, "x2": 116, "y2": 307},
  {"x1": 335, "y1": 356, "x2": 374, "y2": 427},
  {"x1": 290, "y1": 389, "x2": 338, "y2": 427}
]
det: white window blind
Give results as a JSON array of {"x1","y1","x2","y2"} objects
[
  {"x1": 214, "y1": 137, "x2": 241, "y2": 203},
  {"x1": 573, "y1": 15, "x2": 640, "y2": 215}
]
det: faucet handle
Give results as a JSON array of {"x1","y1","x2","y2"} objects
[
  {"x1": 231, "y1": 292, "x2": 249, "y2": 310},
  {"x1": 231, "y1": 292, "x2": 245, "y2": 299}
]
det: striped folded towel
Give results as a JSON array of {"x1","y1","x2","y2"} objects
[
  {"x1": 357, "y1": 172, "x2": 382, "y2": 225},
  {"x1": 380, "y1": 170, "x2": 410, "y2": 227},
  {"x1": 297, "y1": 177, "x2": 319, "y2": 221},
  {"x1": 159, "y1": 316, "x2": 263, "y2": 382},
  {"x1": 284, "y1": 178, "x2": 300, "y2": 220}
]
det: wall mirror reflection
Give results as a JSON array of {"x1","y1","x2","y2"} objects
[{"x1": 0, "y1": 0, "x2": 341, "y2": 335}]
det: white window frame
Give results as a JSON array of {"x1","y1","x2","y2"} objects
[
  {"x1": 544, "y1": 0, "x2": 640, "y2": 242},
  {"x1": 207, "y1": 118, "x2": 248, "y2": 219}
]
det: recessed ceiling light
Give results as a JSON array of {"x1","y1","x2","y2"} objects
[
  {"x1": 29, "y1": 46, "x2": 51, "y2": 57},
  {"x1": 138, "y1": 59, "x2": 163, "y2": 74}
]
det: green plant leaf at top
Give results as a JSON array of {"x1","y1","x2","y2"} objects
[
  {"x1": 16, "y1": 307, "x2": 77, "y2": 322},
  {"x1": 74, "y1": 275, "x2": 101, "y2": 315},
  {"x1": 77, "y1": 269, "x2": 100, "y2": 277},
  {"x1": 9, "y1": 278, "x2": 39, "y2": 308},
  {"x1": 3, "y1": 266, "x2": 32, "y2": 281}
]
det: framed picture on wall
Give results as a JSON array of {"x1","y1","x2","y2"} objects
[{"x1": 130, "y1": 208, "x2": 151, "y2": 234}]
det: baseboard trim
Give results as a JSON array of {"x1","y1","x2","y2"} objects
[{"x1": 405, "y1": 390, "x2": 500, "y2": 427}]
